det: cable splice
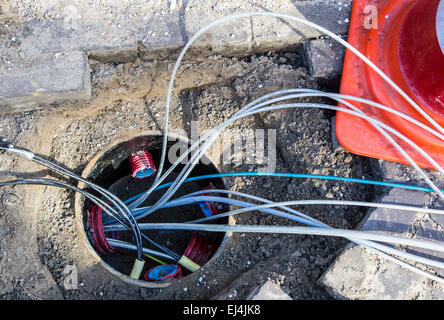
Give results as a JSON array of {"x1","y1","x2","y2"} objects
[
  {"x1": 178, "y1": 255, "x2": 201, "y2": 272},
  {"x1": 129, "y1": 259, "x2": 145, "y2": 280}
]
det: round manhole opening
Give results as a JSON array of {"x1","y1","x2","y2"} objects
[{"x1": 74, "y1": 132, "x2": 233, "y2": 288}]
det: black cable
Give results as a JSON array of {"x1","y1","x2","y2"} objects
[
  {"x1": 0, "y1": 141, "x2": 143, "y2": 260},
  {"x1": 0, "y1": 140, "x2": 183, "y2": 261},
  {"x1": 140, "y1": 233, "x2": 180, "y2": 261},
  {"x1": 0, "y1": 177, "x2": 179, "y2": 260},
  {"x1": 31, "y1": 156, "x2": 143, "y2": 258},
  {"x1": 0, "y1": 178, "x2": 120, "y2": 220}
]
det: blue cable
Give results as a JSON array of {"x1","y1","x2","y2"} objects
[
  {"x1": 102, "y1": 172, "x2": 443, "y2": 225},
  {"x1": 123, "y1": 172, "x2": 444, "y2": 205}
]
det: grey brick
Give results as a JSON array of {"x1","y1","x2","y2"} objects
[
  {"x1": 359, "y1": 188, "x2": 425, "y2": 234},
  {"x1": 1, "y1": 0, "x2": 352, "y2": 63},
  {"x1": 306, "y1": 37, "x2": 346, "y2": 79},
  {"x1": 320, "y1": 168, "x2": 444, "y2": 299},
  {"x1": 0, "y1": 51, "x2": 91, "y2": 112},
  {"x1": 320, "y1": 245, "x2": 444, "y2": 300},
  {"x1": 0, "y1": 0, "x2": 353, "y2": 112},
  {"x1": 251, "y1": 0, "x2": 351, "y2": 53}
]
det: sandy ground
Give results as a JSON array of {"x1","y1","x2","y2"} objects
[{"x1": 0, "y1": 49, "x2": 382, "y2": 299}]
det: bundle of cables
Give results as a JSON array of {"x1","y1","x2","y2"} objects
[{"x1": 0, "y1": 11, "x2": 443, "y2": 284}]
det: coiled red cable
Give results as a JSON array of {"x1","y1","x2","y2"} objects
[
  {"x1": 88, "y1": 204, "x2": 120, "y2": 254},
  {"x1": 184, "y1": 234, "x2": 216, "y2": 266},
  {"x1": 129, "y1": 151, "x2": 156, "y2": 179}
]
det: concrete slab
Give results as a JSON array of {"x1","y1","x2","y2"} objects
[
  {"x1": 0, "y1": 51, "x2": 91, "y2": 112},
  {"x1": 320, "y1": 245, "x2": 444, "y2": 300},
  {"x1": 251, "y1": 0, "x2": 351, "y2": 52},
  {"x1": 320, "y1": 161, "x2": 444, "y2": 299},
  {"x1": 2, "y1": 0, "x2": 352, "y2": 61},
  {"x1": 359, "y1": 188, "x2": 425, "y2": 235}
]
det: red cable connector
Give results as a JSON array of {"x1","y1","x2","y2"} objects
[
  {"x1": 184, "y1": 234, "x2": 216, "y2": 266},
  {"x1": 200, "y1": 186, "x2": 221, "y2": 217},
  {"x1": 129, "y1": 151, "x2": 156, "y2": 179}
]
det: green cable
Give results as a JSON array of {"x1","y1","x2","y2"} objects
[{"x1": 144, "y1": 253, "x2": 167, "y2": 265}]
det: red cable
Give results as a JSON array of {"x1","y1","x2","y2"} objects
[
  {"x1": 194, "y1": 239, "x2": 209, "y2": 265},
  {"x1": 89, "y1": 206, "x2": 105, "y2": 254},
  {"x1": 184, "y1": 234, "x2": 198, "y2": 257},
  {"x1": 201, "y1": 242, "x2": 216, "y2": 265},
  {"x1": 201, "y1": 186, "x2": 221, "y2": 216},
  {"x1": 95, "y1": 207, "x2": 115, "y2": 253},
  {"x1": 88, "y1": 205, "x2": 119, "y2": 254},
  {"x1": 184, "y1": 234, "x2": 216, "y2": 266},
  {"x1": 129, "y1": 151, "x2": 156, "y2": 179},
  {"x1": 188, "y1": 236, "x2": 204, "y2": 261}
]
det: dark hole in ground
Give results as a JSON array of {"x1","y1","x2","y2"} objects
[
  {"x1": 80, "y1": 134, "x2": 230, "y2": 282},
  {"x1": 30, "y1": 50, "x2": 386, "y2": 299}
]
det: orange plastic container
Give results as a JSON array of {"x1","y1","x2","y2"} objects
[{"x1": 335, "y1": 0, "x2": 444, "y2": 169}]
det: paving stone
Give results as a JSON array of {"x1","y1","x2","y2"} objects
[
  {"x1": 305, "y1": 36, "x2": 346, "y2": 79},
  {"x1": 251, "y1": 0, "x2": 351, "y2": 53},
  {"x1": 1, "y1": 0, "x2": 351, "y2": 111},
  {"x1": 320, "y1": 245, "x2": 444, "y2": 300},
  {"x1": 359, "y1": 188, "x2": 425, "y2": 234},
  {"x1": 1, "y1": 0, "x2": 351, "y2": 61},
  {"x1": 320, "y1": 161, "x2": 444, "y2": 299},
  {"x1": 249, "y1": 280, "x2": 292, "y2": 300},
  {"x1": 0, "y1": 51, "x2": 91, "y2": 112}
]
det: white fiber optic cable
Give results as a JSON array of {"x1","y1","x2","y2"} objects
[
  {"x1": 154, "y1": 11, "x2": 444, "y2": 193},
  {"x1": 130, "y1": 192, "x2": 444, "y2": 223},
  {"x1": 113, "y1": 193, "x2": 444, "y2": 270},
  {"x1": 110, "y1": 190, "x2": 444, "y2": 282},
  {"x1": 243, "y1": 92, "x2": 444, "y2": 175},
  {"x1": 156, "y1": 11, "x2": 444, "y2": 185},
  {"x1": 146, "y1": 100, "x2": 443, "y2": 215},
  {"x1": 114, "y1": 223, "x2": 444, "y2": 257},
  {"x1": 240, "y1": 89, "x2": 444, "y2": 141},
  {"x1": 126, "y1": 12, "x2": 444, "y2": 284},
  {"x1": 241, "y1": 103, "x2": 444, "y2": 198},
  {"x1": 130, "y1": 88, "x2": 443, "y2": 210}
]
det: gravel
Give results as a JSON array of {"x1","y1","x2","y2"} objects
[{"x1": 0, "y1": 49, "x2": 382, "y2": 299}]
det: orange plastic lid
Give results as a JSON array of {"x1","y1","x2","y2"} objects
[{"x1": 335, "y1": 0, "x2": 444, "y2": 169}]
